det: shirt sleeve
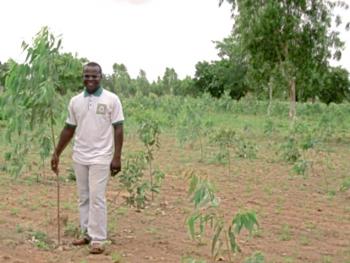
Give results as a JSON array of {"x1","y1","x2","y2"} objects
[
  {"x1": 65, "y1": 98, "x2": 77, "y2": 127},
  {"x1": 112, "y1": 96, "x2": 124, "y2": 126}
]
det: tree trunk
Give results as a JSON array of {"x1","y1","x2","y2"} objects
[
  {"x1": 289, "y1": 77, "x2": 296, "y2": 119},
  {"x1": 267, "y1": 80, "x2": 273, "y2": 116},
  {"x1": 283, "y1": 42, "x2": 296, "y2": 119},
  {"x1": 50, "y1": 110, "x2": 60, "y2": 246}
]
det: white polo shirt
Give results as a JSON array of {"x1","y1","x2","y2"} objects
[{"x1": 66, "y1": 87, "x2": 124, "y2": 165}]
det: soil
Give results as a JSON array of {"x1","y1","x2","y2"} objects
[{"x1": 0, "y1": 134, "x2": 350, "y2": 263}]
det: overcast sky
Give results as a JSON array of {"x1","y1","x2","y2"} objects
[{"x1": 0, "y1": 0, "x2": 349, "y2": 81}]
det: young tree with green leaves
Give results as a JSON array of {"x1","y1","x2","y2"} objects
[
  {"x1": 137, "y1": 118, "x2": 165, "y2": 201},
  {"x1": 3, "y1": 26, "x2": 69, "y2": 245},
  {"x1": 185, "y1": 170, "x2": 259, "y2": 262},
  {"x1": 177, "y1": 103, "x2": 213, "y2": 161}
]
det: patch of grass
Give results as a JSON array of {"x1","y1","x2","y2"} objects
[
  {"x1": 245, "y1": 184, "x2": 253, "y2": 194},
  {"x1": 299, "y1": 235, "x2": 310, "y2": 246},
  {"x1": 304, "y1": 221, "x2": 317, "y2": 230},
  {"x1": 10, "y1": 207, "x2": 20, "y2": 216},
  {"x1": 22, "y1": 175, "x2": 40, "y2": 186},
  {"x1": 115, "y1": 206, "x2": 129, "y2": 216},
  {"x1": 18, "y1": 195, "x2": 29, "y2": 207},
  {"x1": 30, "y1": 203, "x2": 40, "y2": 211},
  {"x1": 263, "y1": 186, "x2": 274, "y2": 196},
  {"x1": 108, "y1": 217, "x2": 118, "y2": 233},
  {"x1": 208, "y1": 151, "x2": 228, "y2": 165},
  {"x1": 322, "y1": 256, "x2": 333, "y2": 263},
  {"x1": 46, "y1": 200, "x2": 55, "y2": 208},
  {"x1": 62, "y1": 201, "x2": 76, "y2": 211},
  {"x1": 298, "y1": 183, "x2": 307, "y2": 191},
  {"x1": 111, "y1": 251, "x2": 123, "y2": 263},
  {"x1": 283, "y1": 256, "x2": 295, "y2": 263},
  {"x1": 181, "y1": 256, "x2": 207, "y2": 263},
  {"x1": 326, "y1": 189, "x2": 336, "y2": 201},
  {"x1": 174, "y1": 197, "x2": 184, "y2": 206},
  {"x1": 16, "y1": 224, "x2": 24, "y2": 233},
  {"x1": 274, "y1": 198, "x2": 284, "y2": 215},
  {"x1": 244, "y1": 251, "x2": 265, "y2": 263},
  {"x1": 29, "y1": 230, "x2": 51, "y2": 250},
  {"x1": 340, "y1": 177, "x2": 350, "y2": 192},
  {"x1": 279, "y1": 224, "x2": 292, "y2": 241},
  {"x1": 66, "y1": 168, "x2": 76, "y2": 182},
  {"x1": 40, "y1": 188, "x2": 49, "y2": 196},
  {"x1": 344, "y1": 206, "x2": 350, "y2": 213},
  {"x1": 252, "y1": 228, "x2": 264, "y2": 238},
  {"x1": 146, "y1": 226, "x2": 159, "y2": 235},
  {"x1": 63, "y1": 222, "x2": 79, "y2": 238}
]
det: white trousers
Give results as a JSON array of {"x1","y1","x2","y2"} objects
[{"x1": 73, "y1": 162, "x2": 110, "y2": 243}]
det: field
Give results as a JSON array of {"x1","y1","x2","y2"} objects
[{"x1": 1, "y1": 95, "x2": 350, "y2": 263}]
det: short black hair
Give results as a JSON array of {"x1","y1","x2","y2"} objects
[{"x1": 84, "y1": 62, "x2": 102, "y2": 74}]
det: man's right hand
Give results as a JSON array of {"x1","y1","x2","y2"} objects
[{"x1": 51, "y1": 153, "x2": 59, "y2": 175}]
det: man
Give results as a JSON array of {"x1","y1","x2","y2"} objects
[{"x1": 51, "y1": 62, "x2": 124, "y2": 254}]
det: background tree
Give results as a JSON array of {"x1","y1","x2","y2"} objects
[
  {"x1": 219, "y1": 0, "x2": 349, "y2": 117},
  {"x1": 135, "y1": 69, "x2": 151, "y2": 96},
  {"x1": 149, "y1": 76, "x2": 163, "y2": 96},
  {"x1": 162, "y1": 67, "x2": 179, "y2": 95},
  {"x1": 194, "y1": 59, "x2": 248, "y2": 100},
  {"x1": 109, "y1": 63, "x2": 134, "y2": 96},
  {"x1": 176, "y1": 76, "x2": 198, "y2": 97},
  {"x1": 318, "y1": 66, "x2": 350, "y2": 104},
  {"x1": 54, "y1": 52, "x2": 86, "y2": 94}
]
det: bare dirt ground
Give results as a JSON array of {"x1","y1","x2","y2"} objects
[{"x1": 0, "y1": 134, "x2": 350, "y2": 263}]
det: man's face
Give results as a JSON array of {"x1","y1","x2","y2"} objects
[{"x1": 83, "y1": 65, "x2": 102, "y2": 93}]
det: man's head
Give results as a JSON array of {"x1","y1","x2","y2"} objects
[{"x1": 83, "y1": 62, "x2": 102, "y2": 94}]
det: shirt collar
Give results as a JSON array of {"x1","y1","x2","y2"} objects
[{"x1": 84, "y1": 86, "x2": 103, "y2": 97}]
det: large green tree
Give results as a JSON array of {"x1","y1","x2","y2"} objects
[
  {"x1": 176, "y1": 76, "x2": 197, "y2": 97},
  {"x1": 318, "y1": 66, "x2": 350, "y2": 104},
  {"x1": 54, "y1": 52, "x2": 86, "y2": 94},
  {"x1": 219, "y1": 0, "x2": 349, "y2": 117},
  {"x1": 194, "y1": 59, "x2": 248, "y2": 100},
  {"x1": 162, "y1": 67, "x2": 179, "y2": 95},
  {"x1": 135, "y1": 69, "x2": 151, "y2": 96},
  {"x1": 110, "y1": 63, "x2": 134, "y2": 96}
]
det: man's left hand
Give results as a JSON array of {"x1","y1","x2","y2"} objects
[{"x1": 110, "y1": 157, "x2": 121, "y2": 176}]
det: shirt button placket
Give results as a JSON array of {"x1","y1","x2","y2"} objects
[{"x1": 88, "y1": 96, "x2": 93, "y2": 110}]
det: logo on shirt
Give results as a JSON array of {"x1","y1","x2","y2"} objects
[{"x1": 96, "y1": 103, "x2": 107, "y2": 115}]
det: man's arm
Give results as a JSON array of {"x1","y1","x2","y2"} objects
[
  {"x1": 110, "y1": 124, "x2": 123, "y2": 176},
  {"x1": 51, "y1": 125, "x2": 76, "y2": 174}
]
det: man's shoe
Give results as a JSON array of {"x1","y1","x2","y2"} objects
[
  {"x1": 72, "y1": 237, "x2": 90, "y2": 246},
  {"x1": 89, "y1": 243, "x2": 105, "y2": 254}
]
